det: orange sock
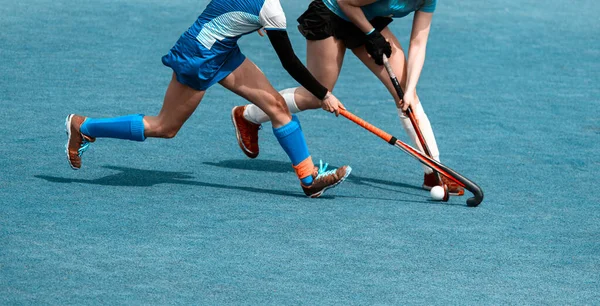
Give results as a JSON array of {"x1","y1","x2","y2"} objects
[{"x1": 293, "y1": 156, "x2": 314, "y2": 185}]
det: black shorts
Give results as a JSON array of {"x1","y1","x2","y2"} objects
[{"x1": 297, "y1": 0, "x2": 393, "y2": 49}]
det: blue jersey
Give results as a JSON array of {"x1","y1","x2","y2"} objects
[
  {"x1": 186, "y1": 0, "x2": 287, "y2": 53},
  {"x1": 323, "y1": 0, "x2": 437, "y2": 21},
  {"x1": 162, "y1": 0, "x2": 287, "y2": 91}
]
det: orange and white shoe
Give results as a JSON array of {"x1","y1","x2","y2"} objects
[
  {"x1": 422, "y1": 172, "x2": 464, "y2": 196},
  {"x1": 301, "y1": 161, "x2": 352, "y2": 198},
  {"x1": 65, "y1": 114, "x2": 95, "y2": 170},
  {"x1": 231, "y1": 106, "x2": 260, "y2": 159}
]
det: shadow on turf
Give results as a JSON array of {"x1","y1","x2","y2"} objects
[
  {"x1": 35, "y1": 165, "x2": 306, "y2": 198},
  {"x1": 36, "y1": 163, "x2": 461, "y2": 205},
  {"x1": 203, "y1": 159, "x2": 469, "y2": 206},
  {"x1": 203, "y1": 159, "x2": 425, "y2": 193}
]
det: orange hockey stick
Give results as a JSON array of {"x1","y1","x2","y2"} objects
[{"x1": 339, "y1": 108, "x2": 484, "y2": 207}]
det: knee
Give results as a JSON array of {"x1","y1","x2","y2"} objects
[
  {"x1": 275, "y1": 95, "x2": 291, "y2": 114},
  {"x1": 266, "y1": 95, "x2": 291, "y2": 116}
]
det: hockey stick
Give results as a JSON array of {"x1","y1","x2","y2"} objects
[
  {"x1": 381, "y1": 55, "x2": 450, "y2": 198},
  {"x1": 339, "y1": 108, "x2": 484, "y2": 207}
]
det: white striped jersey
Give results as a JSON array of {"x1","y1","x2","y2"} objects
[{"x1": 188, "y1": 0, "x2": 287, "y2": 51}]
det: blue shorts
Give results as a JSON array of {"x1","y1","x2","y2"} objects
[{"x1": 161, "y1": 34, "x2": 246, "y2": 91}]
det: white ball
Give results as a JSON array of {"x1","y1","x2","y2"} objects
[{"x1": 430, "y1": 185, "x2": 446, "y2": 201}]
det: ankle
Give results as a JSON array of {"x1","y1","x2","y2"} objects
[{"x1": 300, "y1": 176, "x2": 313, "y2": 186}]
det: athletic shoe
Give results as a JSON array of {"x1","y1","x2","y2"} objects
[
  {"x1": 422, "y1": 172, "x2": 465, "y2": 196},
  {"x1": 302, "y1": 160, "x2": 352, "y2": 198},
  {"x1": 231, "y1": 106, "x2": 260, "y2": 159},
  {"x1": 65, "y1": 114, "x2": 95, "y2": 170}
]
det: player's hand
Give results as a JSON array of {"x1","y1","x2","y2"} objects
[
  {"x1": 365, "y1": 30, "x2": 392, "y2": 65},
  {"x1": 400, "y1": 89, "x2": 418, "y2": 111},
  {"x1": 257, "y1": 28, "x2": 265, "y2": 37},
  {"x1": 321, "y1": 92, "x2": 344, "y2": 117}
]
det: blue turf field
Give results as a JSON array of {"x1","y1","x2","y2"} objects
[{"x1": 1, "y1": 0, "x2": 599, "y2": 304}]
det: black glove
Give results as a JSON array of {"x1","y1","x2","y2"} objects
[{"x1": 365, "y1": 30, "x2": 392, "y2": 65}]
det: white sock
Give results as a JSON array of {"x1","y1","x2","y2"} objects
[
  {"x1": 243, "y1": 87, "x2": 301, "y2": 124},
  {"x1": 398, "y1": 103, "x2": 440, "y2": 174}
]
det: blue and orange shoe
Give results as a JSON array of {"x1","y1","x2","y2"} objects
[
  {"x1": 302, "y1": 161, "x2": 352, "y2": 198},
  {"x1": 65, "y1": 114, "x2": 95, "y2": 170}
]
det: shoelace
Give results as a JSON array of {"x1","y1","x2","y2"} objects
[
  {"x1": 316, "y1": 160, "x2": 337, "y2": 178},
  {"x1": 77, "y1": 139, "x2": 91, "y2": 157}
]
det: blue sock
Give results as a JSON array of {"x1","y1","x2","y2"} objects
[
  {"x1": 273, "y1": 115, "x2": 313, "y2": 185},
  {"x1": 80, "y1": 114, "x2": 146, "y2": 141},
  {"x1": 291, "y1": 114, "x2": 301, "y2": 128},
  {"x1": 299, "y1": 176, "x2": 313, "y2": 185}
]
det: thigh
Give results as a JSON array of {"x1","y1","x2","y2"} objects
[
  {"x1": 351, "y1": 27, "x2": 408, "y2": 107},
  {"x1": 295, "y1": 37, "x2": 347, "y2": 108},
  {"x1": 219, "y1": 58, "x2": 290, "y2": 125},
  {"x1": 306, "y1": 37, "x2": 346, "y2": 89},
  {"x1": 297, "y1": 0, "x2": 346, "y2": 85}
]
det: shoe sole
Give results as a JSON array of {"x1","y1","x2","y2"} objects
[
  {"x1": 64, "y1": 114, "x2": 80, "y2": 170},
  {"x1": 422, "y1": 184, "x2": 464, "y2": 196},
  {"x1": 308, "y1": 166, "x2": 353, "y2": 198},
  {"x1": 231, "y1": 107, "x2": 258, "y2": 159}
]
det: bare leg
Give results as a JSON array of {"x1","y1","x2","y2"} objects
[
  {"x1": 241, "y1": 37, "x2": 347, "y2": 124},
  {"x1": 219, "y1": 59, "x2": 291, "y2": 128},
  {"x1": 352, "y1": 27, "x2": 440, "y2": 169},
  {"x1": 143, "y1": 73, "x2": 206, "y2": 138},
  {"x1": 222, "y1": 57, "x2": 356, "y2": 197},
  {"x1": 294, "y1": 36, "x2": 347, "y2": 110},
  {"x1": 351, "y1": 28, "x2": 408, "y2": 107},
  {"x1": 66, "y1": 73, "x2": 204, "y2": 169}
]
